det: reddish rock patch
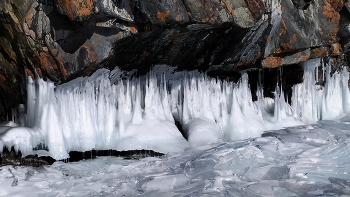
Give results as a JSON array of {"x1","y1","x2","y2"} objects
[
  {"x1": 56, "y1": 0, "x2": 94, "y2": 21},
  {"x1": 25, "y1": 68, "x2": 35, "y2": 79},
  {"x1": 326, "y1": 0, "x2": 344, "y2": 11},
  {"x1": 262, "y1": 56, "x2": 284, "y2": 68},
  {"x1": 220, "y1": 1, "x2": 234, "y2": 17},
  {"x1": 323, "y1": 2, "x2": 340, "y2": 24},
  {"x1": 280, "y1": 19, "x2": 287, "y2": 36},
  {"x1": 246, "y1": 0, "x2": 266, "y2": 20},
  {"x1": 312, "y1": 47, "x2": 328, "y2": 58},
  {"x1": 331, "y1": 43, "x2": 341, "y2": 56},
  {"x1": 156, "y1": 10, "x2": 171, "y2": 22}
]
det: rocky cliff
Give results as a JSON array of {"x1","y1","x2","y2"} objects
[{"x1": 0, "y1": 0, "x2": 350, "y2": 121}]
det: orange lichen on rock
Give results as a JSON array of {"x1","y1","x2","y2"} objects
[
  {"x1": 266, "y1": 50, "x2": 311, "y2": 66},
  {"x1": 209, "y1": 17, "x2": 216, "y2": 23},
  {"x1": 262, "y1": 56, "x2": 283, "y2": 68},
  {"x1": 246, "y1": 0, "x2": 266, "y2": 19},
  {"x1": 25, "y1": 6, "x2": 35, "y2": 27},
  {"x1": 331, "y1": 42, "x2": 341, "y2": 55},
  {"x1": 127, "y1": 25, "x2": 138, "y2": 34},
  {"x1": 326, "y1": 0, "x2": 343, "y2": 11},
  {"x1": 221, "y1": 0, "x2": 234, "y2": 17},
  {"x1": 201, "y1": 17, "x2": 210, "y2": 23},
  {"x1": 59, "y1": 65, "x2": 68, "y2": 77},
  {"x1": 328, "y1": 28, "x2": 339, "y2": 43},
  {"x1": 280, "y1": 42, "x2": 293, "y2": 50},
  {"x1": 25, "y1": 68, "x2": 35, "y2": 79},
  {"x1": 280, "y1": 19, "x2": 287, "y2": 35},
  {"x1": 289, "y1": 52, "x2": 311, "y2": 64},
  {"x1": 175, "y1": 14, "x2": 181, "y2": 21},
  {"x1": 57, "y1": 0, "x2": 94, "y2": 20},
  {"x1": 312, "y1": 47, "x2": 328, "y2": 57},
  {"x1": 156, "y1": 10, "x2": 170, "y2": 22},
  {"x1": 323, "y1": 2, "x2": 340, "y2": 24},
  {"x1": 35, "y1": 68, "x2": 43, "y2": 78},
  {"x1": 39, "y1": 52, "x2": 58, "y2": 71}
]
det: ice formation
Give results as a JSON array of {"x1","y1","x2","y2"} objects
[
  {"x1": 1, "y1": 121, "x2": 349, "y2": 196},
  {"x1": 292, "y1": 59, "x2": 350, "y2": 122},
  {"x1": 0, "y1": 58, "x2": 349, "y2": 159}
]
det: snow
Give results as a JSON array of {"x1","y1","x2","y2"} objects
[
  {"x1": 0, "y1": 127, "x2": 36, "y2": 156},
  {"x1": 0, "y1": 121, "x2": 349, "y2": 196},
  {"x1": 183, "y1": 118, "x2": 221, "y2": 146},
  {"x1": 0, "y1": 121, "x2": 18, "y2": 134},
  {"x1": 1, "y1": 58, "x2": 350, "y2": 160},
  {"x1": 0, "y1": 121, "x2": 18, "y2": 127}
]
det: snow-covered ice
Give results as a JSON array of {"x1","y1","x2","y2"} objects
[{"x1": 0, "y1": 121, "x2": 350, "y2": 196}]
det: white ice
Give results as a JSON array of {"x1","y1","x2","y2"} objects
[
  {"x1": 0, "y1": 58, "x2": 350, "y2": 160},
  {"x1": 0, "y1": 121, "x2": 349, "y2": 196}
]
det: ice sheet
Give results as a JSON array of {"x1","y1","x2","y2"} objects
[{"x1": 1, "y1": 122, "x2": 349, "y2": 196}]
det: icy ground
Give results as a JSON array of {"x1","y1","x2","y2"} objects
[{"x1": 1, "y1": 120, "x2": 350, "y2": 197}]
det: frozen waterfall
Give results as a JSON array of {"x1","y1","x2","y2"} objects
[{"x1": 1, "y1": 58, "x2": 350, "y2": 160}]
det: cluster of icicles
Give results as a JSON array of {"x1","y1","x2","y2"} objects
[{"x1": 0, "y1": 58, "x2": 350, "y2": 160}]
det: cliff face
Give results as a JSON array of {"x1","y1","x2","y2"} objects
[{"x1": 0, "y1": 0, "x2": 350, "y2": 120}]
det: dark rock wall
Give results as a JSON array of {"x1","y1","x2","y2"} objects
[{"x1": 1, "y1": 0, "x2": 350, "y2": 121}]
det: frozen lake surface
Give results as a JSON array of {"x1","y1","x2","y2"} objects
[{"x1": 1, "y1": 119, "x2": 350, "y2": 197}]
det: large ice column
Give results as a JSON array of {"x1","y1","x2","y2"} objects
[
  {"x1": 322, "y1": 63, "x2": 350, "y2": 119},
  {"x1": 291, "y1": 59, "x2": 350, "y2": 123},
  {"x1": 25, "y1": 75, "x2": 36, "y2": 128},
  {"x1": 176, "y1": 74, "x2": 225, "y2": 146},
  {"x1": 291, "y1": 60, "x2": 320, "y2": 123},
  {"x1": 115, "y1": 73, "x2": 189, "y2": 153},
  {"x1": 224, "y1": 73, "x2": 265, "y2": 140},
  {"x1": 56, "y1": 71, "x2": 119, "y2": 152},
  {"x1": 0, "y1": 76, "x2": 69, "y2": 159}
]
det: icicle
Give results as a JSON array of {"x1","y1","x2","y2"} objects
[
  {"x1": 272, "y1": 66, "x2": 290, "y2": 122},
  {"x1": 131, "y1": 82, "x2": 143, "y2": 124},
  {"x1": 279, "y1": 66, "x2": 283, "y2": 85},
  {"x1": 257, "y1": 69, "x2": 263, "y2": 100},
  {"x1": 1, "y1": 61, "x2": 349, "y2": 159},
  {"x1": 315, "y1": 65, "x2": 318, "y2": 83},
  {"x1": 341, "y1": 66, "x2": 350, "y2": 113},
  {"x1": 322, "y1": 58, "x2": 325, "y2": 82}
]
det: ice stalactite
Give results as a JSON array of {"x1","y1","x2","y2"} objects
[
  {"x1": 223, "y1": 73, "x2": 266, "y2": 141},
  {"x1": 291, "y1": 59, "x2": 350, "y2": 123},
  {"x1": 0, "y1": 58, "x2": 350, "y2": 159}
]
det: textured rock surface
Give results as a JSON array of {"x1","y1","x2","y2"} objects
[{"x1": 1, "y1": 0, "x2": 350, "y2": 120}]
